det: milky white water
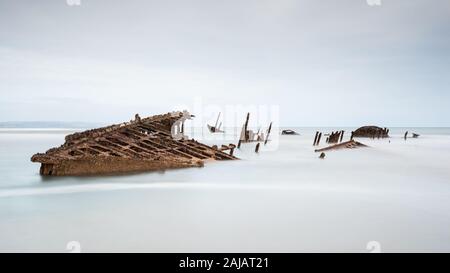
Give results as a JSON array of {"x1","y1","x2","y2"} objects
[{"x1": 0, "y1": 127, "x2": 449, "y2": 252}]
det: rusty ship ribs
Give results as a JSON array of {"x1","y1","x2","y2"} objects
[{"x1": 31, "y1": 111, "x2": 237, "y2": 176}]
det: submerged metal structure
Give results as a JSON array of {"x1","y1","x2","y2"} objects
[
  {"x1": 314, "y1": 140, "x2": 367, "y2": 152},
  {"x1": 31, "y1": 111, "x2": 237, "y2": 176},
  {"x1": 207, "y1": 112, "x2": 225, "y2": 133},
  {"x1": 352, "y1": 126, "x2": 389, "y2": 138}
]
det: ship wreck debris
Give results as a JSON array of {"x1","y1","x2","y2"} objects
[
  {"x1": 313, "y1": 131, "x2": 323, "y2": 146},
  {"x1": 264, "y1": 122, "x2": 273, "y2": 145},
  {"x1": 352, "y1": 126, "x2": 389, "y2": 138},
  {"x1": 281, "y1": 129, "x2": 299, "y2": 135},
  {"x1": 239, "y1": 113, "x2": 272, "y2": 144},
  {"x1": 314, "y1": 140, "x2": 367, "y2": 153},
  {"x1": 314, "y1": 130, "x2": 346, "y2": 146},
  {"x1": 207, "y1": 112, "x2": 224, "y2": 133},
  {"x1": 326, "y1": 130, "x2": 345, "y2": 144},
  {"x1": 255, "y1": 143, "x2": 260, "y2": 153},
  {"x1": 31, "y1": 111, "x2": 237, "y2": 176}
]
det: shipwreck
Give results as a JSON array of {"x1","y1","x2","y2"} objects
[
  {"x1": 207, "y1": 112, "x2": 224, "y2": 133},
  {"x1": 31, "y1": 111, "x2": 237, "y2": 176},
  {"x1": 352, "y1": 126, "x2": 389, "y2": 138},
  {"x1": 237, "y1": 113, "x2": 273, "y2": 148}
]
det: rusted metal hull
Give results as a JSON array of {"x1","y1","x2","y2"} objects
[
  {"x1": 314, "y1": 140, "x2": 367, "y2": 152},
  {"x1": 31, "y1": 111, "x2": 237, "y2": 176},
  {"x1": 353, "y1": 126, "x2": 389, "y2": 138},
  {"x1": 35, "y1": 156, "x2": 203, "y2": 176}
]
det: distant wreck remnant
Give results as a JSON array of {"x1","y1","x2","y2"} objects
[
  {"x1": 314, "y1": 140, "x2": 367, "y2": 152},
  {"x1": 281, "y1": 129, "x2": 299, "y2": 135},
  {"x1": 313, "y1": 131, "x2": 322, "y2": 146},
  {"x1": 326, "y1": 130, "x2": 345, "y2": 144},
  {"x1": 239, "y1": 113, "x2": 271, "y2": 144},
  {"x1": 31, "y1": 111, "x2": 237, "y2": 176},
  {"x1": 313, "y1": 130, "x2": 346, "y2": 146},
  {"x1": 352, "y1": 126, "x2": 389, "y2": 138},
  {"x1": 207, "y1": 112, "x2": 224, "y2": 133},
  {"x1": 264, "y1": 122, "x2": 273, "y2": 145}
]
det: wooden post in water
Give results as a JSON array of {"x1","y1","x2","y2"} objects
[
  {"x1": 404, "y1": 131, "x2": 408, "y2": 140},
  {"x1": 244, "y1": 113, "x2": 250, "y2": 141},
  {"x1": 313, "y1": 131, "x2": 319, "y2": 146},
  {"x1": 264, "y1": 122, "x2": 272, "y2": 145},
  {"x1": 317, "y1": 133, "x2": 322, "y2": 145},
  {"x1": 214, "y1": 112, "x2": 221, "y2": 130},
  {"x1": 340, "y1": 131, "x2": 344, "y2": 143},
  {"x1": 332, "y1": 132, "x2": 338, "y2": 143},
  {"x1": 255, "y1": 143, "x2": 260, "y2": 153},
  {"x1": 350, "y1": 131, "x2": 354, "y2": 141},
  {"x1": 237, "y1": 140, "x2": 242, "y2": 149}
]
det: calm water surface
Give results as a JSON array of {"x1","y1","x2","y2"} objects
[{"x1": 0, "y1": 127, "x2": 449, "y2": 252}]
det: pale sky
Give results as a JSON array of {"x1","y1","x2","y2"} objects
[{"x1": 0, "y1": 0, "x2": 449, "y2": 126}]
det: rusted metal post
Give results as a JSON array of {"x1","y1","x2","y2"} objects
[
  {"x1": 255, "y1": 143, "x2": 260, "y2": 153},
  {"x1": 227, "y1": 144, "x2": 236, "y2": 156},
  {"x1": 244, "y1": 113, "x2": 250, "y2": 141},
  {"x1": 313, "y1": 131, "x2": 319, "y2": 146},
  {"x1": 264, "y1": 122, "x2": 272, "y2": 145},
  {"x1": 214, "y1": 112, "x2": 221, "y2": 129}
]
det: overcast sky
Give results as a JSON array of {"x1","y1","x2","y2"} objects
[{"x1": 0, "y1": 0, "x2": 449, "y2": 126}]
